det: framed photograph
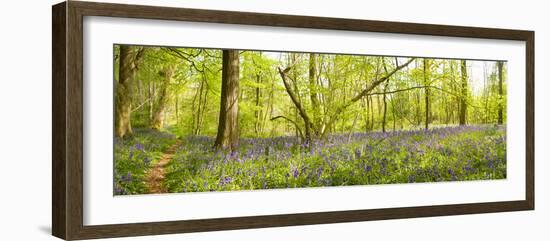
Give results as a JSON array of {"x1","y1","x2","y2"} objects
[{"x1": 52, "y1": 1, "x2": 534, "y2": 240}]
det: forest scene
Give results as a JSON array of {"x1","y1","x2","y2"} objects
[{"x1": 113, "y1": 44, "x2": 507, "y2": 195}]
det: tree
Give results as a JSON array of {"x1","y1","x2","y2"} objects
[
  {"x1": 381, "y1": 60, "x2": 391, "y2": 132},
  {"x1": 114, "y1": 44, "x2": 508, "y2": 144},
  {"x1": 278, "y1": 57, "x2": 415, "y2": 143},
  {"x1": 214, "y1": 50, "x2": 240, "y2": 151},
  {"x1": 254, "y1": 73, "x2": 262, "y2": 136},
  {"x1": 115, "y1": 46, "x2": 144, "y2": 138},
  {"x1": 423, "y1": 58, "x2": 431, "y2": 130},
  {"x1": 150, "y1": 65, "x2": 175, "y2": 130},
  {"x1": 459, "y1": 60, "x2": 468, "y2": 125},
  {"x1": 497, "y1": 61, "x2": 504, "y2": 125},
  {"x1": 309, "y1": 53, "x2": 322, "y2": 131}
]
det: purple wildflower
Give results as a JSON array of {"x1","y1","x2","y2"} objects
[
  {"x1": 291, "y1": 166, "x2": 299, "y2": 178},
  {"x1": 135, "y1": 143, "x2": 144, "y2": 151},
  {"x1": 219, "y1": 176, "x2": 232, "y2": 186}
]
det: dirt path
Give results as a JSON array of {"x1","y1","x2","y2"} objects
[{"x1": 145, "y1": 140, "x2": 181, "y2": 194}]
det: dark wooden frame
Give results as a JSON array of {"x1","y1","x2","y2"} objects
[{"x1": 52, "y1": 1, "x2": 535, "y2": 240}]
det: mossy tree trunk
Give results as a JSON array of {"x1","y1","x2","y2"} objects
[
  {"x1": 150, "y1": 65, "x2": 175, "y2": 130},
  {"x1": 115, "y1": 46, "x2": 144, "y2": 138}
]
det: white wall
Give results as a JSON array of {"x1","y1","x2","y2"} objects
[{"x1": 0, "y1": 0, "x2": 547, "y2": 240}]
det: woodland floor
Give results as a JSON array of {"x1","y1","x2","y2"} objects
[
  {"x1": 115, "y1": 125, "x2": 506, "y2": 195},
  {"x1": 145, "y1": 139, "x2": 181, "y2": 194}
]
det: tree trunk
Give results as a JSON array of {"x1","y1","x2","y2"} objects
[
  {"x1": 215, "y1": 50, "x2": 240, "y2": 151},
  {"x1": 309, "y1": 53, "x2": 321, "y2": 130},
  {"x1": 175, "y1": 93, "x2": 179, "y2": 126},
  {"x1": 484, "y1": 66, "x2": 489, "y2": 123},
  {"x1": 294, "y1": 107, "x2": 299, "y2": 138},
  {"x1": 382, "y1": 82, "x2": 388, "y2": 132},
  {"x1": 391, "y1": 98, "x2": 396, "y2": 131},
  {"x1": 200, "y1": 80, "x2": 209, "y2": 133},
  {"x1": 195, "y1": 81, "x2": 203, "y2": 135},
  {"x1": 459, "y1": 60, "x2": 468, "y2": 125},
  {"x1": 361, "y1": 97, "x2": 369, "y2": 132},
  {"x1": 265, "y1": 80, "x2": 275, "y2": 135},
  {"x1": 148, "y1": 80, "x2": 154, "y2": 123},
  {"x1": 424, "y1": 59, "x2": 430, "y2": 130},
  {"x1": 278, "y1": 66, "x2": 316, "y2": 144},
  {"x1": 115, "y1": 46, "x2": 143, "y2": 138},
  {"x1": 369, "y1": 95, "x2": 374, "y2": 131},
  {"x1": 497, "y1": 61, "x2": 504, "y2": 125},
  {"x1": 150, "y1": 65, "x2": 174, "y2": 130},
  {"x1": 381, "y1": 62, "x2": 391, "y2": 133},
  {"x1": 414, "y1": 90, "x2": 422, "y2": 127},
  {"x1": 254, "y1": 74, "x2": 262, "y2": 136},
  {"x1": 195, "y1": 75, "x2": 207, "y2": 135}
]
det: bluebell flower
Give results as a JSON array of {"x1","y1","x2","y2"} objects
[
  {"x1": 364, "y1": 165, "x2": 372, "y2": 173},
  {"x1": 294, "y1": 167, "x2": 300, "y2": 178},
  {"x1": 121, "y1": 171, "x2": 133, "y2": 182},
  {"x1": 316, "y1": 166, "x2": 324, "y2": 178},
  {"x1": 219, "y1": 176, "x2": 232, "y2": 186},
  {"x1": 135, "y1": 143, "x2": 144, "y2": 151}
]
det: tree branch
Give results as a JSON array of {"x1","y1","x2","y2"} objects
[
  {"x1": 367, "y1": 85, "x2": 432, "y2": 96},
  {"x1": 131, "y1": 95, "x2": 154, "y2": 112},
  {"x1": 349, "y1": 58, "x2": 415, "y2": 105},
  {"x1": 324, "y1": 57, "x2": 416, "y2": 134},
  {"x1": 366, "y1": 85, "x2": 482, "y2": 109},
  {"x1": 277, "y1": 67, "x2": 316, "y2": 131},
  {"x1": 134, "y1": 47, "x2": 146, "y2": 62},
  {"x1": 132, "y1": 47, "x2": 146, "y2": 71},
  {"x1": 162, "y1": 47, "x2": 205, "y2": 73},
  {"x1": 270, "y1": 115, "x2": 304, "y2": 139}
]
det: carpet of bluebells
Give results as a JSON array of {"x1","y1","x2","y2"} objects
[{"x1": 114, "y1": 125, "x2": 506, "y2": 195}]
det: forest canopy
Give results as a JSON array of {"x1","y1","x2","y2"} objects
[{"x1": 114, "y1": 45, "x2": 506, "y2": 141}]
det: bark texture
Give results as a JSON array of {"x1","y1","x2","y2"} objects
[
  {"x1": 150, "y1": 65, "x2": 175, "y2": 130},
  {"x1": 215, "y1": 50, "x2": 240, "y2": 151},
  {"x1": 424, "y1": 59, "x2": 431, "y2": 130},
  {"x1": 459, "y1": 60, "x2": 468, "y2": 125},
  {"x1": 497, "y1": 61, "x2": 504, "y2": 125},
  {"x1": 309, "y1": 53, "x2": 321, "y2": 131},
  {"x1": 115, "y1": 46, "x2": 143, "y2": 138}
]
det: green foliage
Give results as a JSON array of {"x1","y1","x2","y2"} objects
[{"x1": 114, "y1": 45, "x2": 508, "y2": 137}]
